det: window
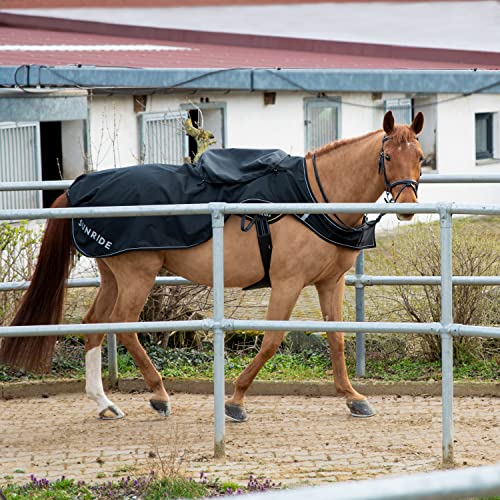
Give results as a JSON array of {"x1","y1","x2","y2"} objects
[
  {"x1": 384, "y1": 98, "x2": 412, "y2": 124},
  {"x1": 0, "y1": 122, "x2": 42, "y2": 210},
  {"x1": 181, "y1": 102, "x2": 226, "y2": 163},
  {"x1": 139, "y1": 111, "x2": 188, "y2": 165},
  {"x1": 475, "y1": 113, "x2": 494, "y2": 160},
  {"x1": 304, "y1": 99, "x2": 340, "y2": 151}
]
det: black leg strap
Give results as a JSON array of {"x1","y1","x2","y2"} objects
[{"x1": 242, "y1": 215, "x2": 273, "y2": 290}]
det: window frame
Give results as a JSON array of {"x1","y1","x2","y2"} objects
[
  {"x1": 180, "y1": 101, "x2": 227, "y2": 150},
  {"x1": 475, "y1": 112, "x2": 494, "y2": 161}
]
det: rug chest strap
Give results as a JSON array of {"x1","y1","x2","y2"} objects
[{"x1": 242, "y1": 215, "x2": 273, "y2": 290}]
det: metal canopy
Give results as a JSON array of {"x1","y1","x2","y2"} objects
[
  {"x1": 0, "y1": 66, "x2": 499, "y2": 94},
  {"x1": 0, "y1": 90, "x2": 88, "y2": 121}
]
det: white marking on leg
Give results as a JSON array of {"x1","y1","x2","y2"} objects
[{"x1": 85, "y1": 346, "x2": 114, "y2": 413}]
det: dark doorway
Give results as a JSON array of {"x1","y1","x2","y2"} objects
[
  {"x1": 187, "y1": 109, "x2": 201, "y2": 163},
  {"x1": 40, "y1": 121, "x2": 64, "y2": 208}
]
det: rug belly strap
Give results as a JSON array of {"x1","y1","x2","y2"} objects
[{"x1": 242, "y1": 215, "x2": 273, "y2": 290}]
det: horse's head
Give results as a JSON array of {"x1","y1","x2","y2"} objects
[{"x1": 379, "y1": 111, "x2": 424, "y2": 221}]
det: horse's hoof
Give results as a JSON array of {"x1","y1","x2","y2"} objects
[
  {"x1": 225, "y1": 402, "x2": 248, "y2": 422},
  {"x1": 99, "y1": 405, "x2": 125, "y2": 420},
  {"x1": 150, "y1": 399, "x2": 171, "y2": 417},
  {"x1": 347, "y1": 399, "x2": 376, "y2": 418}
]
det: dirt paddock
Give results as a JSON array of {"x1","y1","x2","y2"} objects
[{"x1": 1, "y1": 392, "x2": 499, "y2": 487}]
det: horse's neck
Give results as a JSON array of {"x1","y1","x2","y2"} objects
[{"x1": 308, "y1": 131, "x2": 385, "y2": 227}]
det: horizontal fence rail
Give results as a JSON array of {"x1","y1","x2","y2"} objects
[
  {"x1": 2, "y1": 174, "x2": 500, "y2": 192},
  {"x1": 1, "y1": 274, "x2": 499, "y2": 292},
  {"x1": 0, "y1": 189, "x2": 499, "y2": 464},
  {"x1": 1, "y1": 202, "x2": 500, "y2": 220}
]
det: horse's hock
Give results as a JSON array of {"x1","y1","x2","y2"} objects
[{"x1": 1, "y1": 392, "x2": 498, "y2": 486}]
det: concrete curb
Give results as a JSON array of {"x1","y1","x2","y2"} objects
[{"x1": 1, "y1": 377, "x2": 499, "y2": 400}]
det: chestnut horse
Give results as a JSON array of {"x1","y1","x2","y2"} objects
[{"x1": 0, "y1": 111, "x2": 424, "y2": 422}]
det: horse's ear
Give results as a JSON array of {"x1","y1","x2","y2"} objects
[
  {"x1": 383, "y1": 111, "x2": 394, "y2": 135},
  {"x1": 411, "y1": 112, "x2": 424, "y2": 135}
]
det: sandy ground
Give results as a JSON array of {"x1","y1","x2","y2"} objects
[{"x1": 1, "y1": 392, "x2": 499, "y2": 487}]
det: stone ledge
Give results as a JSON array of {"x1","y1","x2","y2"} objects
[{"x1": 1, "y1": 377, "x2": 499, "y2": 400}]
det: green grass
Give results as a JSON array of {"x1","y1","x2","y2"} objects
[
  {"x1": 1, "y1": 339, "x2": 498, "y2": 384},
  {"x1": 0, "y1": 473, "x2": 279, "y2": 499}
]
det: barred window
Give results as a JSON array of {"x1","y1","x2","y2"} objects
[
  {"x1": 139, "y1": 111, "x2": 188, "y2": 165},
  {"x1": 0, "y1": 122, "x2": 42, "y2": 210}
]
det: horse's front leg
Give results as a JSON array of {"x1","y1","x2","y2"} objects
[
  {"x1": 316, "y1": 277, "x2": 376, "y2": 417},
  {"x1": 225, "y1": 281, "x2": 302, "y2": 422}
]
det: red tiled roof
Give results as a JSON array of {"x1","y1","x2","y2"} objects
[{"x1": 0, "y1": 13, "x2": 499, "y2": 70}]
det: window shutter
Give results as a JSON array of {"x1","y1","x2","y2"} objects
[
  {"x1": 0, "y1": 122, "x2": 42, "y2": 210},
  {"x1": 305, "y1": 100, "x2": 340, "y2": 151},
  {"x1": 384, "y1": 98, "x2": 412, "y2": 124},
  {"x1": 140, "y1": 112, "x2": 188, "y2": 165}
]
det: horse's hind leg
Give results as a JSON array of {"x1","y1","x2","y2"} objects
[
  {"x1": 84, "y1": 260, "x2": 124, "y2": 420},
  {"x1": 116, "y1": 332, "x2": 170, "y2": 416},
  {"x1": 108, "y1": 252, "x2": 170, "y2": 417},
  {"x1": 316, "y1": 277, "x2": 375, "y2": 417},
  {"x1": 225, "y1": 281, "x2": 302, "y2": 422}
]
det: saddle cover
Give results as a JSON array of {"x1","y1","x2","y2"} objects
[{"x1": 67, "y1": 148, "x2": 377, "y2": 258}]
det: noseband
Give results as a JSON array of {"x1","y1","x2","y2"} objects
[{"x1": 378, "y1": 136, "x2": 420, "y2": 203}]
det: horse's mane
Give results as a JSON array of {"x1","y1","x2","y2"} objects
[
  {"x1": 306, "y1": 125, "x2": 416, "y2": 159},
  {"x1": 306, "y1": 130, "x2": 380, "y2": 159}
]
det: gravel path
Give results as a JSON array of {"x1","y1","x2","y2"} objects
[{"x1": 1, "y1": 392, "x2": 499, "y2": 487}]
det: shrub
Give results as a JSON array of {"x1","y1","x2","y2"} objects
[
  {"x1": 366, "y1": 218, "x2": 500, "y2": 362},
  {"x1": 0, "y1": 221, "x2": 41, "y2": 325}
]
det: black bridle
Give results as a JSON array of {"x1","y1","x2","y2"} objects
[
  {"x1": 311, "y1": 135, "x2": 421, "y2": 228},
  {"x1": 378, "y1": 136, "x2": 420, "y2": 203}
]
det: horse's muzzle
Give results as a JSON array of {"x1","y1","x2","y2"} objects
[
  {"x1": 397, "y1": 212, "x2": 415, "y2": 221},
  {"x1": 395, "y1": 189, "x2": 418, "y2": 221}
]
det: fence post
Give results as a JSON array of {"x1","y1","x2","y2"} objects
[
  {"x1": 211, "y1": 204, "x2": 226, "y2": 459},
  {"x1": 107, "y1": 333, "x2": 118, "y2": 388},
  {"x1": 440, "y1": 206, "x2": 454, "y2": 465},
  {"x1": 355, "y1": 251, "x2": 366, "y2": 377}
]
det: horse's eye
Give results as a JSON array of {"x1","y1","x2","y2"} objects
[
  {"x1": 385, "y1": 154, "x2": 391, "y2": 161},
  {"x1": 419, "y1": 156, "x2": 424, "y2": 162}
]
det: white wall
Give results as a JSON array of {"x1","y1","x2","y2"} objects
[
  {"x1": 340, "y1": 93, "x2": 378, "y2": 139},
  {"x1": 86, "y1": 91, "x2": 384, "y2": 169},
  {"x1": 61, "y1": 120, "x2": 86, "y2": 179},
  {"x1": 87, "y1": 95, "x2": 139, "y2": 170},
  {"x1": 419, "y1": 93, "x2": 500, "y2": 206},
  {"x1": 84, "y1": 90, "x2": 500, "y2": 209}
]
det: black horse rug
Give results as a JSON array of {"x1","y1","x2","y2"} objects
[{"x1": 67, "y1": 148, "x2": 378, "y2": 262}]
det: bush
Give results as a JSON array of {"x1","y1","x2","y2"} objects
[
  {"x1": 366, "y1": 218, "x2": 500, "y2": 362},
  {"x1": 0, "y1": 221, "x2": 41, "y2": 325},
  {"x1": 139, "y1": 270, "x2": 211, "y2": 349}
]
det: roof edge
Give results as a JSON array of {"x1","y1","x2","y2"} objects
[
  {"x1": 2, "y1": 66, "x2": 500, "y2": 94},
  {"x1": 1, "y1": 12, "x2": 499, "y2": 66}
]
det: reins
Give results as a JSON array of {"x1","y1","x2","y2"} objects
[{"x1": 311, "y1": 153, "x2": 362, "y2": 230}]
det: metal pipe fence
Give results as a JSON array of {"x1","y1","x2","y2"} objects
[
  {"x1": 243, "y1": 463, "x2": 500, "y2": 500},
  {"x1": 0, "y1": 182, "x2": 500, "y2": 466}
]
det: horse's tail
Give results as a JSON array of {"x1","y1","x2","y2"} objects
[{"x1": 0, "y1": 193, "x2": 75, "y2": 373}]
